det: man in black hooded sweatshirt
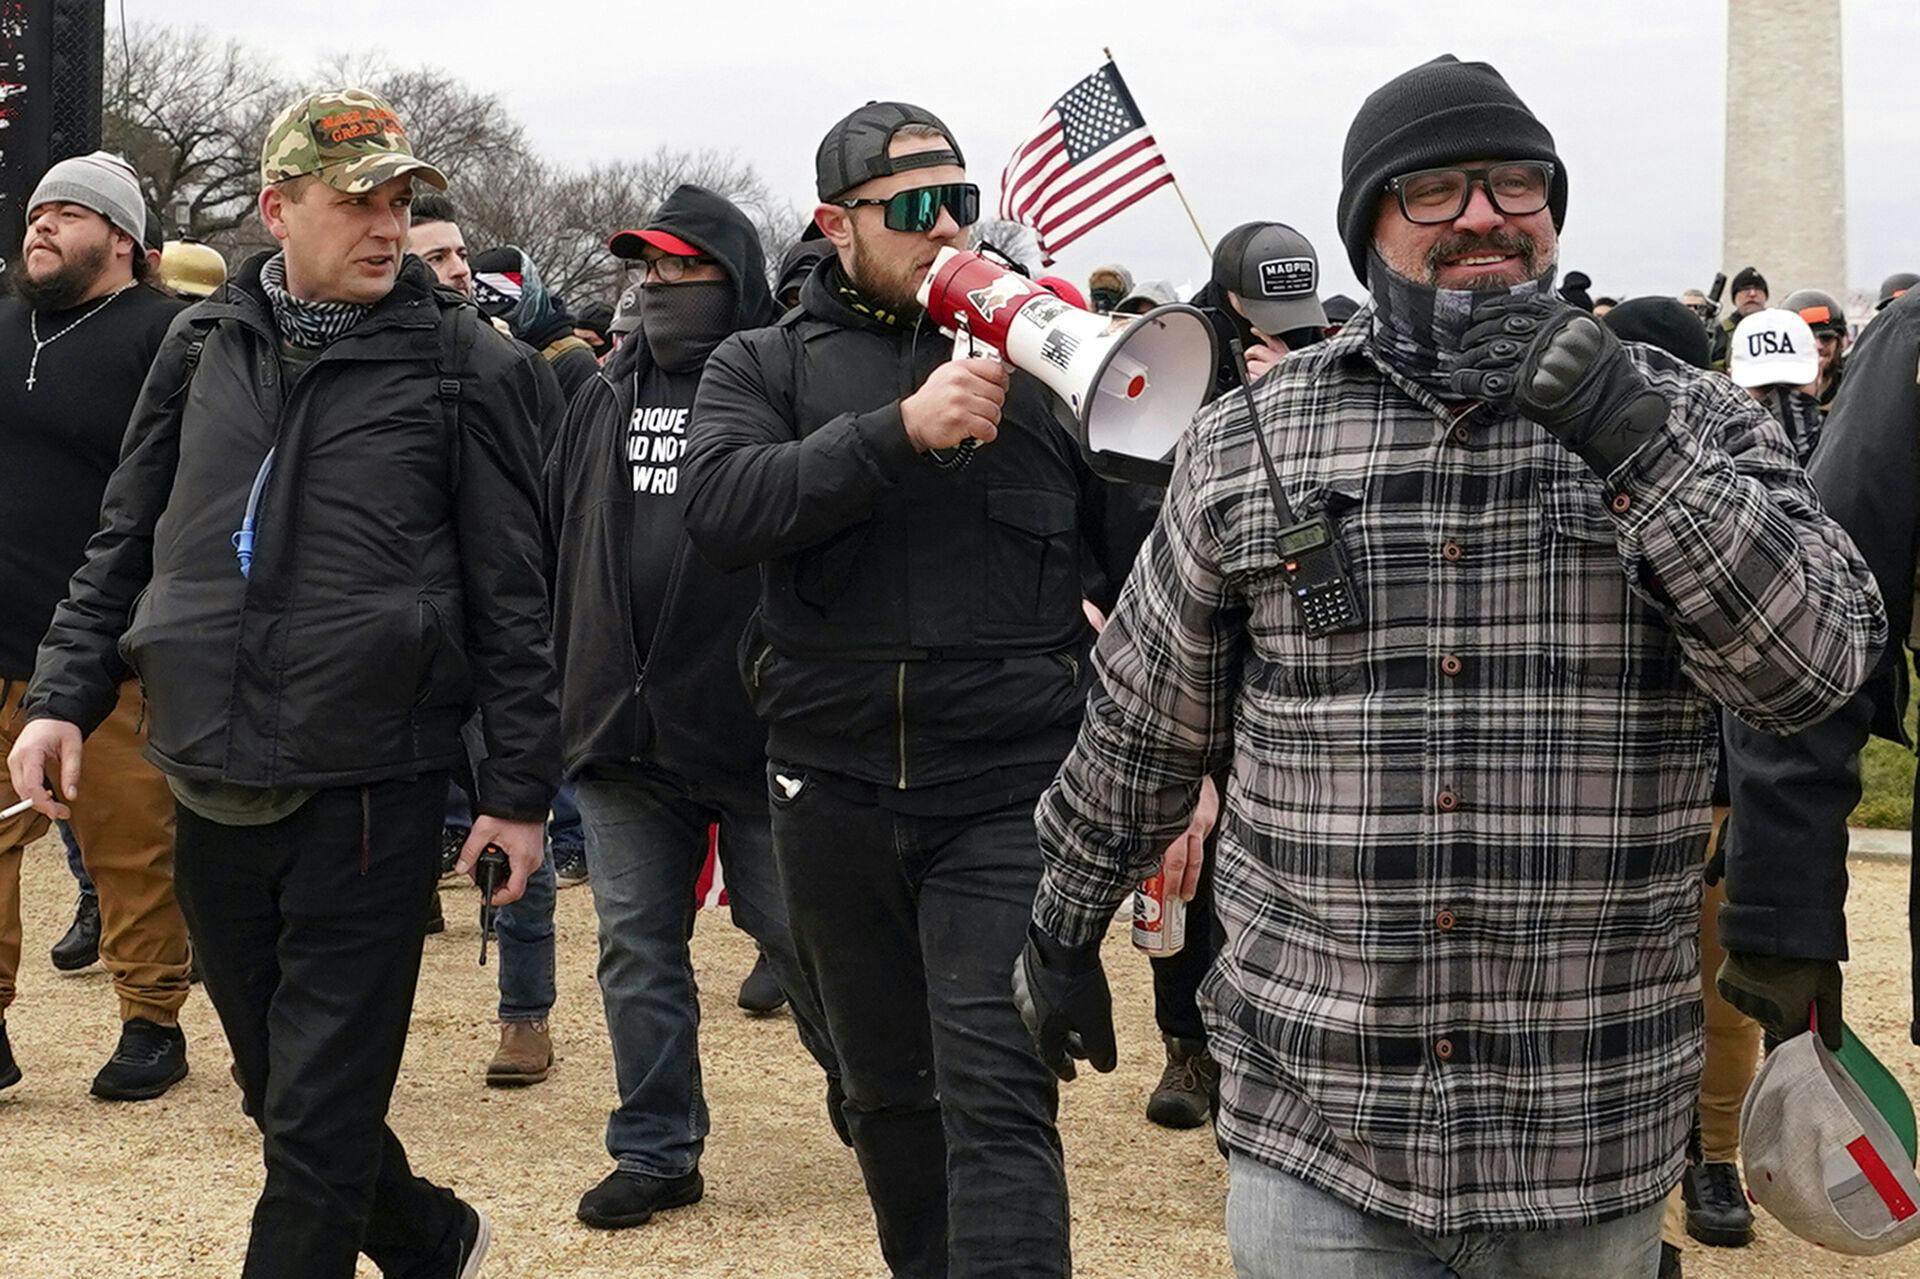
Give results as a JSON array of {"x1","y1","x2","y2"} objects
[
  {"x1": 682, "y1": 101, "x2": 1146, "y2": 1279},
  {"x1": 546, "y1": 183, "x2": 840, "y2": 1232}
]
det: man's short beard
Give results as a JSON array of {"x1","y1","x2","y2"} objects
[
  {"x1": 10, "y1": 238, "x2": 112, "y2": 311},
  {"x1": 1421, "y1": 229, "x2": 1545, "y2": 290},
  {"x1": 844, "y1": 225, "x2": 925, "y2": 318}
]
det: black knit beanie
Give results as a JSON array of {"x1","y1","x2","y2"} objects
[
  {"x1": 1602, "y1": 296, "x2": 1711, "y2": 370},
  {"x1": 1336, "y1": 55, "x2": 1568, "y2": 280},
  {"x1": 1730, "y1": 266, "x2": 1768, "y2": 296}
]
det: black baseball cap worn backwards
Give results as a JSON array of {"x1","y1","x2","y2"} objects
[
  {"x1": 1336, "y1": 54, "x2": 1568, "y2": 281},
  {"x1": 816, "y1": 101, "x2": 965, "y2": 201}
]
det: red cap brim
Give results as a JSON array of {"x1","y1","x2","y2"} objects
[{"x1": 608, "y1": 227, "x2": 702, "y2": 260}]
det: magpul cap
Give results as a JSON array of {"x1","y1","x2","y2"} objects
[
  {"x1": 261, "y1": 88, "x2": 447, "y2": 193},
  {"x1": 815, "y1": 101, "x2": 964, "y2": 201},
  {"x1": 1211, "y1": 221, "x2": 1327, "y2": 336}
]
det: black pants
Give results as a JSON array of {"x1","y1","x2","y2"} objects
[
  {"x1": 173, "y1": 773, "x2": 464, "y2": 1279},
  {"x1": 1150, "y1": 826, "x2": 1221, "y2": 1043},
  {"x1": 768, "y1": 767, "x2": 1069, "y2": 1279}
]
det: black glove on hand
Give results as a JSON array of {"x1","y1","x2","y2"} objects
[
  {"x1": 1451, "y1": 294, "x2": 1671, "y2": 477},
  {"x1": 1717, "y1": 951, "x2": 1844, "y2": 1050},
  {"x1": 1012, "y1": 924, "x2": 1117, "y2": 1082}
]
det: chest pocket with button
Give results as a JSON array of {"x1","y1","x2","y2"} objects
[
  {"x1": 983, "y1": 487, "x2": 1081, "y2": 625},
  {"x1": 1537, "y1": 475, "x2": 1679, "y2": 688}
]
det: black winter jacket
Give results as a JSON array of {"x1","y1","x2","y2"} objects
[
  {"x1": 1721, "y1": 289, "x2": 1920, "y2": 1031},
  {"x1": 683, "y1": 258, "x2": 1140, "y2": 794},
  {"x1": 25, "y1": 253, "x2": 560, "y2": 820},
  {"x1": 546, "y1": 184, "x2": 776, "y2": 783}
]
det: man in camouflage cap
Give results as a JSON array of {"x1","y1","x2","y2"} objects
[
  {"x1": 260, "y1": 87, "x2": 449, "y2": 195},
  {"x1": 12, "y1": 85, "x2": 556, "y2": 1278}
]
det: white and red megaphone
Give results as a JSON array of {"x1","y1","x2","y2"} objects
[{"x1": 915, "y1": 247, "x2": 1217, "y2": 485}]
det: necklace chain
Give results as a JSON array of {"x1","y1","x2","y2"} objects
[{"x1": 27, "y1": 285, "x2": 132, "y2": 391}]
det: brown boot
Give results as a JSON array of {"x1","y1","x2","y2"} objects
[
  {"x1": 1146, "y1": 1034, "x2": 1219, "y2": 1130},
  {"x1": 486, "y1": 1019, "x2": 553, "y2": 1087}
]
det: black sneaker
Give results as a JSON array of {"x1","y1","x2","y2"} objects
[
  {"x1": 0, "y1": 1020, "x2": 20, "y2": 1091},
  {"x1": 576, "y1": 1168, "x2": 703, "y2": 1230},
  {"x1": 425, "y1": 887, "x2": 446, "y2": 936},
  {"x1": 1682, "y1": 1160, "x2": 1753, "y2": 1247},
  {"x1": 1659, "y1": 1240, "x2": 1683, "y2": 1279},
  {"x1": 552, "y1": 844, "x2": 589, "y2": 889},
  {"x1": 452, "y1": 1201, "x2": 491, "y2": 1278},
  {"x1": 1146, "y1": 1035, "x2": 1219, "y2": 1130},
  {"x1": 90, "y1": 1017, "x2": 188, "y2": 1101},
  {"x1": 736, "y1": 951, "x2": 788, "y2": 1015},
  {"x1": 50, "y1": 891, "x2": 100, "y2": 971}
]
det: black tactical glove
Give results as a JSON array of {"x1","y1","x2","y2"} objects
[
  {"x1": 1012, "y1": 924, "x2": 1117, "y2": 1081},
  {"x1": 1452, "y1": 295, "x2": 1671, "y2": 477},
  {"x1": 1717, "y1": 951, "x2": 1843, "y2": 1050}
]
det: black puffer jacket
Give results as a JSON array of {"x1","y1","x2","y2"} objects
[
  {"x1": 546, "y1": 184, "x2": 776, "y2": 782},
  {"x1": 26, "y1": 252, "x2": 559, "y2": 820},
  {"x1": 683, "y1": 257, "x2": 1141, "y2": 793}
]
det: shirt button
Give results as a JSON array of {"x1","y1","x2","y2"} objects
[
  {"x1": 1436, "y1": 790, "x2": 1458, "y2": 812},
  {"x1": 1436, "y1": 909, "x2": 1456, "y2": 930},
  {"x1": 1435, "y1": 1038, "x2": 1455, "y2": 1061},
  {"x1": 1610, "y1": 492, "x2": 1632, "y2": 515},
  {"x1": 1441, "y1": 541, "x2": 1464, "y2": 562},
  {"x1": 1440, "y1": 654, "x2": 1463, "y2": 677},
  {"x1": 1452, "y1": 425, "x2": 1471, "y2": 444}
]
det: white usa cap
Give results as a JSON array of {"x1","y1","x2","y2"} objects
[{"x1": 1730, "y1": 308, "x2": 1820, "y2": 388}]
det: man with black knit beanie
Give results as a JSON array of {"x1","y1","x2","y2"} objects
[
  {"x1": 11, "y1": 89, "x2": 557, "y2": 1278},
  {"x1": 1023, "y1": 54, "x2": 1883, "y2": 1276}
]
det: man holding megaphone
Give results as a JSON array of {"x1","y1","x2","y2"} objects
[{"x1": 684, "y1": 101, "x2": 1147, "y2": 1279}]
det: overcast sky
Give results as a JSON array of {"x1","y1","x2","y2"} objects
[{"x1": 127, "y1": 0, "x2": 1911, "y2": 303}]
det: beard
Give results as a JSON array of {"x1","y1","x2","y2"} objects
[
  {"x1": 10, "y1": 237, "x2": 113, "y2": 311},
  {"x1": 1417, "y1": 228, "x2": 1547, "y2": 290},
  {"x1": 843, "y1": 222, "x2": 954, "y2": 319}
]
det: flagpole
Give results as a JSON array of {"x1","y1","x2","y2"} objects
[{"x1": 1105, "y1": 47, "x2": 1212, "y2": 257}]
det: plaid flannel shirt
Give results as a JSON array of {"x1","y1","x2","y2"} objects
[{"x1": 1033, "y1": 309, "x2": 1885, "y2": 1234}]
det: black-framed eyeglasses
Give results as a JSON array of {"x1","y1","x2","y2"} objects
[
  {"x1": 1385, "y1": 161, "x2": 1555, "y2": 225},
  {"x1": 834, "y1": 182, "x2": 980, "y2": 233},
  {"x1": 638, "y1": 254, "x2": 718, "y2": 284}
]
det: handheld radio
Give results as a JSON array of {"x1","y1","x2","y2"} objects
[{"x1": 1229, "y1": 341, "x2": 1364, "y2": 638}]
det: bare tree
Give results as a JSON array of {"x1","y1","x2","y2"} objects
[
  {"x1": 314, "y1": 53, "x2": 528, "y2": 179},
  {"x1": 971, "y1": 218, "x2": 1043, "y2": 274},
  {"x1": 103, "y1": 24, "x2": 290, "y2": 245}
]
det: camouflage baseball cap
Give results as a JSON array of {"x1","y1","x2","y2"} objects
[{"x1": 260, "y1": 88, "x2": 448, "y2": 193}]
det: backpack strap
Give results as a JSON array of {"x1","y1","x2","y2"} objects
[
  {"x1": 436, "y1": 301, "x2": 480, "y2": 492},
  {"x1": 161, "y1": 313, "x2": 223, "y2": 408}
]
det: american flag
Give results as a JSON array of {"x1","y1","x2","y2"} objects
[{"x1": 998, "y1": 61, "x2": 1175, "y2": 265}]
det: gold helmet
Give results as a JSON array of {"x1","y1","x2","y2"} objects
[{"x1": 159, "y1": 239, "x2": 227, "y2": 299}]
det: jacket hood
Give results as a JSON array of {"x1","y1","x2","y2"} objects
[
  {"x1": 472, "y1": 245, "x2": 574, "y2": 348},
  {"x1": 642, "y1": 183, "x2": 777, "y2": 333}
]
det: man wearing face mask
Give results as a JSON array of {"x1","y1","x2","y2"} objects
[
  {"x1": 1017, "y1": 55, "x2": 1883, "y2": 1277},
  {"x1": 684, "y1": 102, "x2": 1142, "y2": 1278},
  {"x1": 545, "y1": 183, "x2": 841, "y2": 1232}
]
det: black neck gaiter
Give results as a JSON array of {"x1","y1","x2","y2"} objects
[
  {"x1": 640, "y1": 280, "x2": 735, "y2": 372},
  {"x1": 1365, "y1": 248, "x2": 1555, "y2": 397}
]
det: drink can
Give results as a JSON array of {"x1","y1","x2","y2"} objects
[{"x1": 1132, "y1": 872, "x2": 1186, "y2": 957}]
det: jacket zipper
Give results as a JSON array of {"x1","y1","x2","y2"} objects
[
  {"x1": 749, "y1": 643, "x2": 774, "y2": 692},
  {"x1": 895, "y1": 662, "x2": 909, "y2": 789}
]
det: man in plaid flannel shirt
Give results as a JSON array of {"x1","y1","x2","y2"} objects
[{"x1": 1012, "y1": 55, "x2": 1886, "y2": 1279}]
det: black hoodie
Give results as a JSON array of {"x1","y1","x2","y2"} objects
[{"x1": 545, "y1": 184, "x2": 777, "y2": 783}]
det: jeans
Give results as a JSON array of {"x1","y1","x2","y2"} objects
[
  {"x1": 1225, "y1": 1154, "x2": 1665, "y2": 1279},
  {"x1": 60, "y1": 820, "x2": 95, "y2": 896},
  {"x1": 768, "y1": 767, "x2": 1068, "y2": 1279},
  {"x1": 444, "y1": 738, "x2": 558, "y2": 1023},
  {"x1": 576, "y1": 765, "x2": 837, "y2": 1179},
  {"x1": 172, "y1": 773, "x2": 464, "y2": 1279},
  {"x1": 549, "y1": 784, "x2": 584, "y2": 857}
]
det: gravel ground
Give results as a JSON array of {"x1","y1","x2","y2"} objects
[{"x1": 0, "y1": 834, "x2": 1916, "y2": 1277}]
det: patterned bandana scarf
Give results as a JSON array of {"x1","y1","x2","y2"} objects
[
  {"x1": 259, "y1": 252, "x2": 372, "y2": 349},
  {"x1": 1365, "y1": 247, "x2": 1556, "y2": 397}
]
